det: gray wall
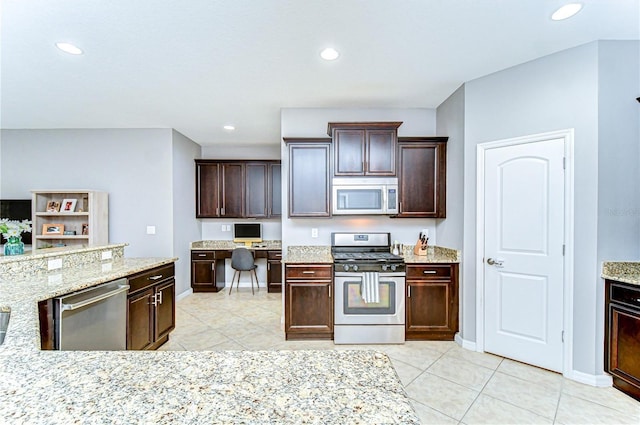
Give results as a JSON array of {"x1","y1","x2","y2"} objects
[
  {"x1": 459, "y1": 40, "x2": 640, "y2": 376},
  {"x1": 0, "y1": 128, "x2": 200, "y2": 296},
  {"x1": 172, "y1": 130, "x2": 203, "y2": 295},
  {"x1": 280, "y1": 108, "x2": 440, "y2": 252},
  {"x1": 435, "y1": 85, "x2": 466, "y2": 337}
]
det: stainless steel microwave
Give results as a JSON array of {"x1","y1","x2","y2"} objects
[{"x1": 332, "y1": 178, "x2": 399, "y2": 215}]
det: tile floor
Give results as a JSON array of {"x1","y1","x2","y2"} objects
[{"x1": 160, "y1": 289, "x2": 640, "y2": 424}]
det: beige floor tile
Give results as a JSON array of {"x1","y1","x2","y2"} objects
[
  {"x1": 482, "y1": 371, "x2": 559, "y2": 419},
  {"x1": 271, "y1": 340, "x2": 336, "y2": 351},
  {"x1": 207, "y1": 339, "x2": 246, "y2": 351},
  {"x1": 172, "y1": 328, "x2": 231, "y2": 350},
  {"x1": 496, "y1": 358, "x2": 563, "y2": 391},
  {"x1": 461, "y1": 394, "x2": 553, "y2": 424},
  {"x1": 233, "y1": 329, "x2": 285, "y2": 350},
  {"x1": 555, "y1": 393, "x2": 639, "y2": 424},
  {"x1": 444, "y1": 344, "x2": 503, "y2": 370},
  {"x1": 405, "y1": 372, "x2": 479, "y2": 420},
  {"x1": 389, "y1": 358, "x2": 424, "y2": 387},
  {"x1": 427, "y1": 356, "x2": 494, "y2": 391},
  {"x1": 156, "y1": 338, "x2": 186, "y2": 351},
  {"x1": 561, "y1": 379, "x2": 640, "y2": 416},
  {"x1": 410, "y1": 399, "x2": 459, "y2": 424},
  {"x1": 384, "y1": 342, "x2": 444, "y2": 370}
]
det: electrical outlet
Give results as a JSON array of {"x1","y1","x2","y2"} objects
[
  {"x1": 311, "y1": 228, "x2": 318, "y2": 238},
  {"x1": 226, "y1": 225, "x2": 231, "y2": 231},
  {"x1": 146, "y1": 226, "x2": 156, "y2": 235},
  {"x1": 102, "y1": 263, "x2": 112, "y2": 272},
  {"x1": 101, "y1": 250, "x2": 112, "y2": 260},
  {"x1": 48, "y1": 258, "x2": 62, "y2": 270},
  {"x1": 221, "y1": 224, "x2": 226, "y2": 231}
]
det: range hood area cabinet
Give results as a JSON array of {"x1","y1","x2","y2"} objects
[
  {"x1": 195, "y1": 160, "x2": 281, "y2": 219},
  {"x1": 396, "y1": 137, "x2": 448, "y2": 218},
  {"x1": 327, "y1": 122, "x2": 402, "y2": 177},
  {"x1": 284, "y1": 138, "x2": 332, "y2": 218}
]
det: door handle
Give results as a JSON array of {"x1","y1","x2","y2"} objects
[{"x1": 487, "y1": 258, "x2": 504, "y2": 267}]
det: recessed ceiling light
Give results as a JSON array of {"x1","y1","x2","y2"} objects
[
  {"x1": 223, "y1": 125, "x2": 235, "y2": 131},
  {"x1": 551, "y1": 3, "x2": 583, "y2": 21},
  {"x1": 320, "y1": 47, "x2": 339, "y2": 61},
  {"x1": 55, "y1": 42, "x2": 83, "y2": 55}
]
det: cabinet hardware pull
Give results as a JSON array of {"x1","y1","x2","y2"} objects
[
  {"x1": 198, "y1": 254, "x2": 207, "y2": 257},
  {"x1": 302, "y1": 271, "x2": 315, "y2": 274},
  {"x1": 267, "y1": 263, "x2": 271, "y2": 270},
  {"x1": 149, "y1": 275, "x2": 163, "y2": 280},
  {"x1": 211, "y1": 264, "x2": 215, "y2": 271},
  {"x1": 221, "y1": 207, "x2": 225, "y2": 216},
  {"x1": 216, "y1": 207, "x2": 219, "y2": 216},
  {"x1": 328, "y1": 286, "x2": 331, "y2": 298},
  {"x1": 157, "y1": 290, "x2": 163, "y2": 305},
  {"x1": 151, "y1": 293, "x2": 158, "y2": 306},
  {"x1": 408, "y1": 286, "x2": 411, "y2": 298},
  {"x1": 423, "y1": 270, "x2": 437, "y2": 274}
]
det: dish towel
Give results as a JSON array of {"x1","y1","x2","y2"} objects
[{"x1": 361, "y1": 272, "x2": 380, "y2": 304}]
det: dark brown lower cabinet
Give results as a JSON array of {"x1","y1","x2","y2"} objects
[
  {"x1": 127, "y1": 263, "x2": 176, "y2": 350},
  {"x1": 285, "y1": 264, "x2": 333, "y2": 340},
  {"x1": 605, "y1": 279, "x2": 640, "y2": 401},
  {"x1": 267, "y1": 250, "x2": 282, "y2": 293},
  {"x1": 406, "y1": 263, "x2": 459, "y2": 340},
  {"x1": 191, "y1": 251, "x2": 225, "y2": 292}
]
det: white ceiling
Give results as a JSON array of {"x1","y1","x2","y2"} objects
[{"x1": 2, "y1": 0, "x2": 639, "y2": 146}]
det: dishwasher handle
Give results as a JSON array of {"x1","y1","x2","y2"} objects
[{"x1": 61, "y1": 284, "x2": 130, "y2": 312}]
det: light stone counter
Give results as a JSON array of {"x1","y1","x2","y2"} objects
[
  {"x1": 602, "y1": 261, "x2": 640, "y2": 286},
  {"x1": 191, "y1": 239, "x2": 282, "y2": 250},
  {"x1": 0, "y1": 254, "x2": 419, "y2": 423},
  {"x1": 402, "y1": 245, "x2": 461, "y2": 264},
  {"x1": 283, "y1": 245, "x2": 460, "y2": 264}
]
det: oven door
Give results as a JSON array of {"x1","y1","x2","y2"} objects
[{"x1": 334, "y1": 272, "x2": 405, "y2": 325}]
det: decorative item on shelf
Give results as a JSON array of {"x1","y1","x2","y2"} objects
[
  {"x1": 413, "y1": 229, "x2": 428, "y2": 256},
  {"x1": 46, "y1": 201, "x2": 61, "y2": 213},
  {"x1": 63, "y1": 230, "x2": 76, "y2": 235},
  {"x1": 42, "y1": 223, "x2": 64, "y2": 235},
  {"x1": 0, "y1": 219, "x2": 32, "y2": 256},
  {"x1": 81, "y1": 223, "x2": 89, "y2": 235},
  {"x1": 61, "y1": 199, "x2": 77, "y2": 213}
]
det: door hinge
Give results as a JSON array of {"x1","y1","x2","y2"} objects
[
  {"x1": 562, "y1": 330, "x2": 564, "y2": 343},
  {"x1": 563, "y1": 157, "x2": 566, "y2": 169},
  {"x1": 562, "y1": 244, "x2": 565, "y2": 256}
]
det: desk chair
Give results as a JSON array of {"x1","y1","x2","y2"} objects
[{"x1": 229, "y1": 247, "x2": 259, "y2": 295}]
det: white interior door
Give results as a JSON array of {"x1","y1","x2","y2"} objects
[{"x1": 483, "y1": 138, "x2": 565, "y2": 372}]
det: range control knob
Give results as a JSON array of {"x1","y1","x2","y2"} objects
[
  {"x1": 352, "y1": 265, "x2": 359, "y2": 272},
  {"x1": 381, "y1": 264, "x2": 388, "y2": 271},
  {"x1": 390, "y1": 264, "x2": 397, "y2": 272},
  {"x1": 343, "y1": 264, "x2": 350, "y2": 272}
]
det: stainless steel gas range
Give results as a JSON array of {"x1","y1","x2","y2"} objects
[{"x1": 332, "y1": 232, "x2": 405, "y2": 344}]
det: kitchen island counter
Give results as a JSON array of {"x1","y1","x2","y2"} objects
[{"x1": 0, "y1": 256, "x2": 418, "y2": 424}]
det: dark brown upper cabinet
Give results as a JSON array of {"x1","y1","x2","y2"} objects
[
  {"x1": 195, "y1": 159, "x2": 280, "y2": 219},
  {"x1": 284, "y1": 138, "x2": 331, "y2": 218},
  {"x1": 396, "y1": 137, "x2": 447, "y2": 218},
  {"x1": 328, "y1": 122, "x2": 402, "y2": 176}
]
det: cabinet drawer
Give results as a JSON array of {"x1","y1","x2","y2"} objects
[
  {"x1": 407, "y1": 265, "x2": 452, "y2": 280},
  {"x1": 129, "y1": 263, "x2": 175, "y2": 294},
  {"x1": 191, "y1": 251, "x2": 215, "y2": 261},
  {"x1": 285, "y1": 265, "x2": 333, "y2": 279},
  {"x1": 268, "y1": 250, "x2": 282, "y2": 260},
  {"x1": 610, "y1": 282, "x2": 640, "y2": 309}
]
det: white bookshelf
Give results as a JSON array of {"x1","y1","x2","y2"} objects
[{"x1": 32, "y1": 190, "x2": 108, "y2": 249}]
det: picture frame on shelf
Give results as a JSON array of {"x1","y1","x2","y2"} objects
[
  {"x1": 42, "y1": 223, "x2": 64, "y2": 235},
  {"x1": 61, "y1": 199, "x2": 77, "y2": 213},
  {"x1": 46, "y1": 201, "x2": 61, "y2": 212},
  {"x1": 81, "y1": 223, "x2": 89, "y2": 235}
]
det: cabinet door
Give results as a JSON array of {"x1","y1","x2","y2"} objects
[
  {"x1": 196, "y1": 162, "x2": 220, "y2": 218},
  {"x1": 127, "y1": 289, "x2": 154, "y2": 350},
  {"x1": 366, "y1": 129, "x2": 396, "y2": 176},
  {"x1": 398, "y1": 142, "x2": 446, "y2": 217},
  {"x1": 334, "y1": 129, "x2": 365, "y2": 175},
  {"x1": 267, "y1": 258, "x2": 282, "y2": 293},
  {"x1": 288, "y1": 143, "x2": 331, "y2": 217},
  {"x1": 246, "y1": 163, "x2": 268, "y2": 218},
  {"x1": 285, "y1": 280, "x2": 333, "y2": 337},
  {"x1": 269, "y1": 163, "x2": 282, "y2": 217},
  {"x1": 220, "y1": 163, "x2": 244, "y2": 217},
  {"x1": 406, "y1": 282, "x2": 450, "y2": 330},
  {"x1": 155, "y1": 280, "x2": 176, "y2": 341}
]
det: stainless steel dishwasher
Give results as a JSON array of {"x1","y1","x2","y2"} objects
[{"x1": 54, "y1": 278, "x2": 129, "y2": 350}]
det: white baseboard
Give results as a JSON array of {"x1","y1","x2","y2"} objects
[
  {"x1": 455, "y1": 333, "x2": 477, "y2": 351},
  {"x1": 176, "y1": 288, "x2": 193, "y2": 302},
  {"x1": 565, "y1": 370, "x2": 613, "y2": 387}
]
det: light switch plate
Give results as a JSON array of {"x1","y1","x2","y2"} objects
[
  {"x1": 48, "y1": 258, "x2": 62, "y2": 270},
  {"x1": 101, "y1": 250, "x2": 112, "y2": 260},
  {"x1": 311, "y1": 228, "x2": 318, "y2": 238},
  {"x1": 146, "y1": 226, "x2": 156, "y2": 235}
]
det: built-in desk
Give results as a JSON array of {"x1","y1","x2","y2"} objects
[{"x1": 190, "y1": 240, "x2": 282, "y2": 293}]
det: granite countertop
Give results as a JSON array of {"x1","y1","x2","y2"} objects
[
  {"x1": 191, "y1": 239, "x2": 282, "y2": 250},
  {"x1": 0, "y1": 243, "x2": 128, "y2": 264},
  {"x1": 283, "y1": 244, "x2": 460, "y2": 264},
  {"x1": 0, "y1": 256, "x2": 419, "y2": 423},
  {"x1": 602, "y1": 261, "x2": 640, "y2": 286}
]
